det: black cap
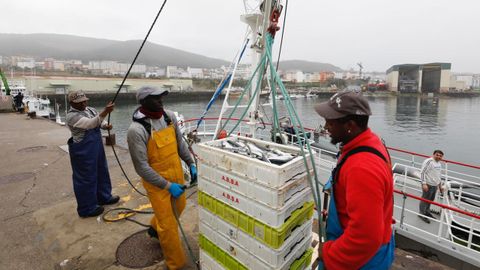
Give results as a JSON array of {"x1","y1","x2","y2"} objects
[{"x1": 314, "y1": 90, "x2": 372, "y2": 119}]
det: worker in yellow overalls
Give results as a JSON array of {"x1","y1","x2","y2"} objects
[{"x1": 127, "y1": 86, "x2": 197, "y2": 269}]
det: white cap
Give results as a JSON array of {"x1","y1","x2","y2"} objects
[{"x1": 136, "y1": 86, "x2": 168, "y2": 103}]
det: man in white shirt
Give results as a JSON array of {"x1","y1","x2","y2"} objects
[
  {"x1": 66, "y1": 90, "x2": 119, "y2": 218},
  {"x1": 418, "y1": 150, "x2": 444, "y2": 223}
]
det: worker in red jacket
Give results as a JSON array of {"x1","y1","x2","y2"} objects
[{"x1": 314, "y1": 90, "x2": 395, "y2": 270}]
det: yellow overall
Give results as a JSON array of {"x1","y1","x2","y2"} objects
[{"x1": 142, "y1": 124, "x2": 186, "y2": 270}]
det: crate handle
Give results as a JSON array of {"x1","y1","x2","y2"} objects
[{"x1": 284, "y1": 239, "x2": 303, "y2": 260}]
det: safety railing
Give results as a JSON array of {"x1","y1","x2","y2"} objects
[
  {"x1": 387, "y1": 147, "x2": 480, "y2": 185},
  {"x1": 393, "y1": 170, "x2": 480, "y2": 257}
]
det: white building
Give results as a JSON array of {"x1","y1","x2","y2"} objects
[
  {"x1": 166, "y1": 66, "x2": 188, "y2": 78},
  {"x1": 53, "y1": 61, "x2": 65, "y2": 71},
  {"x1": 88, "y1": 61, "x2": 145, "y2": 75},
  {"x1": 16, "y1": 57, "x2": 35, "y2": 69},
  {"x1": 187, "y1": 67, "x2": 204, "y2": 79},
  {"x1": 454, "y1": 74, "x2": 474, "y2": 89},
  {"x1": 282, "y1": 70, "x2": 304, "y2": 82},
  {"x1": 473, "y1": 75, "x2": 480, "y2": 89}
]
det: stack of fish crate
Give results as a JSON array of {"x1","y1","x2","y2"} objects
[{"x1": 196, "y1": 135, "x2": 314, "y2": 270}]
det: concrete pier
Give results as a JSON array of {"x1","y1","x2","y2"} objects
[{"x1": 0, "y1": 113, "x2": 452, "y2": 270}]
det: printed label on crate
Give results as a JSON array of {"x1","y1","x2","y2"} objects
[
  {"x1": 222, "y1": 191, "x2": 240, "y2": 204},
  {"x1": 221, "y1": 175, "x2": 240, "y2": 187},
  {"x1": 200, "y1": 162, "x2": 311, "y2": 209}
]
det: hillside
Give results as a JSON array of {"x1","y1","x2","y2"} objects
[
  {"x1": 0, "y1": 33, "x2": 342, "y2": 72},
  {"x1": 0, "y1": 33, "x2": 229, "y2": 69},
  {"x1": 276, "y1": 60, "x2": 342, "y2": 72}
]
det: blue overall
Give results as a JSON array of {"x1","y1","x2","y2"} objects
[
  {"x1": 68, "y1": 127, "x2": 112, "y2": 216},
  {"x1": 319, "y1": 175, "x2": 395, "y2": 270}
]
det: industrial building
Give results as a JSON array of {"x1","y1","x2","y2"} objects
[
  {"x1": 386, "y1": 63, "x2": 451, "y2": 93},
  {"x1": 3, "y1": 76, "x2": 193, "y2": 96}
]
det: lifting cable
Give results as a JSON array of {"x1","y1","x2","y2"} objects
[
  {"x1": 275, "y1": 0, "x2": 288, "y2": 71},
  {"x1": 216, "y1": 30, "x2": 326, "y2": 245},
  {"x1": 264, "y1": 34, "x2": 326, "y2": 244}
]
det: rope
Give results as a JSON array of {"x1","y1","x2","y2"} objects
[
  {"x1": 109, "y1": 0, "x2": 168, "y2": 104},
  {"x1": 172, "y1": 197, "x2": 200, "y2": 270},
  {"x1": 264, "y1": 34, "x2": 326, "y2": 245},
  {"x1": 105, "y1": 0, "x2": 168, "y2": 198},
  {"x1": 275, "y1": 0, "x2": 288, "y2": 71},
  {"x1": 102, "y1": 207, "x2": 154, "y2": 227}
]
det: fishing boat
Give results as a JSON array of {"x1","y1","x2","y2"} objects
[
  {"x1": 23, "y1": 95, "x2": 54, "y2": 118},
  {"x1": 303, "y1": 90, "x2": 316, "y2": 99},
  {"x1": 182, "y1": 1, "x2": 480, "y2": 269},
  {"x1": 0, "y1": 79, "x2": 54, "y2": 118}
]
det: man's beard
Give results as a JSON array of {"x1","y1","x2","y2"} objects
[{"x1": 330, "y1": 135, "x2": 342, "y2": 145}]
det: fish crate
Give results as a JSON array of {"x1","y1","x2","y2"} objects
[
  {"x1": 199, "y1": 162, "x2": 311, "y2": 209},
  {"x1": 199, "y1": 177, "x2": 312, "y2": 228},
  {"x1": 200, "y1": 223, "x2": 313, "y2": 270},
  {"x1": 200, "y1": 250, "x2": 243, "y2": 270},
  {"x1": 198, "y1": 191, "x2": 314, "y2": 249},
  {"x1": 200, "y1": 249, "x2": 313, "y2": 270},
  {"x1": 200, "y1": 207, "x2": 313, "y2": 268},
  {"x1": 196, "y1": 135, "x2": 313, "y2": 188}
]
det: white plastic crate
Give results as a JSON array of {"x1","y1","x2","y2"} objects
[
  {"x1": 199, "y1": 162, "x2": 311, "y2": 209},
  {"x1": 199, "y1": 175, "x2": 312, "y2": 228},
  {"x1": 200, "y1": 220, "x2": 312, "y2": 270},
  {"x1": 196, "y1": 135, "x2": 312, "y2": 188},
  {"x1": 200, "y1": 207, "x2": 313, "y2": 268},
  {"x1": 200, "y1": 250, "x2": 226, "y2": 270}
]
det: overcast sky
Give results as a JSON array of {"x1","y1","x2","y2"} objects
[{"x1": 2, "y1": 0, "x2": 479, "y2": 73}]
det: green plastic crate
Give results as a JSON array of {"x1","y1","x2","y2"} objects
[
  {"x1": 198, "y1": 191, "x2": 314, "y2": 249},
  {"x1": 200, "y1": 234, "x2": 313, "y2": 270},
  {"x1": 289, "y1": 248, "x2": 313, "y2": 270},
  {"x1": 200, "y1": 234, "x2": 248, "y2": 270}
]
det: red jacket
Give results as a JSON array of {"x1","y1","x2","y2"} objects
[{"x1": 323, "y1": 128, "x2": 394, "y2": 270}]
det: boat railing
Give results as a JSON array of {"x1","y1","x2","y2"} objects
[
  {"x1": 184, "y1": 117, "x2": 478, "y2": 184},
  {"x1": 394, "y1": 174, "x2": 480, "y2": 256},
  {"x1": 393, "y1": 163, "x2": 480, "y2": 214},
  {"x1": 388, "y1": 147, "x2": 480, "y2": 188}
]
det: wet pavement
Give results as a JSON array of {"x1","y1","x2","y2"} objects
[{"x1": 0, "y1": 112, "x2": 452, "y2": 270}]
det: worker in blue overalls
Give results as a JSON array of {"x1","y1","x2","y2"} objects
[{"x1": 66, "y1": 90, "x2": 119, "y2": 217}]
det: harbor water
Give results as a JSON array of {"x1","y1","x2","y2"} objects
[{"x1": 82, "y1": 94, "x2": 480, "y2": 166}]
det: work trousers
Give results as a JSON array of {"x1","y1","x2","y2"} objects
[{"x1": 419, "y1": 184, "x2": 437, "y2": 215}]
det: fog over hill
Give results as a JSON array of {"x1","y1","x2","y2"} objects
[{"x1": 0, "y1": 33, "x2": 342, "y2": 72}]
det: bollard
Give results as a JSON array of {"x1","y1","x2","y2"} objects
[
  {"x1": 105, "y1": 133, "x2": 116, "y2": 146},
  {"x1": 27, "y1": 111, "x2": 36, "y2": 118}
]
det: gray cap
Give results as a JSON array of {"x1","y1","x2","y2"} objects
[
  {"x1": 68, "y1": 90, "x2": 89, "y2": 103},
  {"x1": 314, "y1": 90, "x2": 371, "y2": 119},
  {"x1": 136, "y1": 86, "x2": 169, "y2": 102}
]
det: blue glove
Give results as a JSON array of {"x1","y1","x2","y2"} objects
[
  {"x1": 168, "y1": 183, "x2": 185, "y2": 199},
  {"x1": 189, "y1": 164, "x2": 198, "y2": 185}
]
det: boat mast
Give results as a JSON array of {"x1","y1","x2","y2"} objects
[{"x1": 242, "y1": 0, "x2": 275, "y2": 137}]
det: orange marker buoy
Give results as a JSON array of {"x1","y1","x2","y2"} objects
[{"x1": 218, "y1": 129, "x2": 228, "y2": 139}]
